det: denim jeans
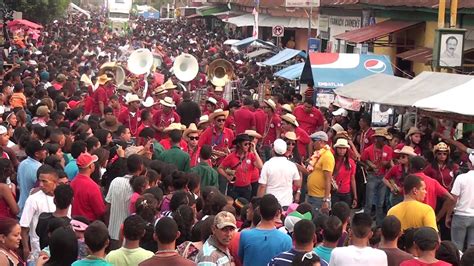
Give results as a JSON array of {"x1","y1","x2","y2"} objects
[
  {"x1": 307, "y1": 195, "x2": 331, "y2": 216},
  {"x1": 451, "y1": 214, "x2": 474, "y2": 251},
  {"x1": 332, "y1": 192, "x2": 352, "y2": 207},
  {"x1": 364, "y1": 173, "x2": 387, "y2": 226},
  {"x1": 228, "y1": 185, "x2": 252, "y2": 201}
]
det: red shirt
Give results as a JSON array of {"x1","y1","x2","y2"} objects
[
  {"x1": 294, "y1": 127, "x2": 311, "y2": 159},
  {"x1": 225, "y1": 115, "x2": 235, "y2": 131},
  {"x1": 91, "y1": 86, "x2": 108, "y2": 115},
  {"x1": 254, "y1": 108, "x2": 266, "y2": 136},
  {"x1": 199, "y1": 126, "x2": 234, "y2": 150},
  {"x1": 400, "y1": 259, "x2": 451, "y2": 266},
  {"x1": 384, "y1": 164, "x2": 409, "y2": 194},
  {"x1": 188, "y1": 147, "x2": 212, "y2": 168},
  {"x1": 361, "y1": 144, "x2": 393, "y2": 176},
  {"x1": 263, "y1": 114, "x2": 281, "y2": 145},
  {"x1": 333, "y1": 157, "x2": 356, "y2": 193},
  {"x1": 293, "y1": 105, "x2": 324, "y2": 135},
  {"x1": 416, "y1": 172, "x2": 449, "y2": 210},
  {"x1": 70, "y1": 174, "x2": 106, "y2": 222},
  {"x1": 153, "y1": 110, "x2": 181, "y2": 140},
  {"x1": 359, "y1": 128, "x2": 375, "y2": 153},
  {"x1": 159, "y1": 138, "x2": 188, "y2": 152},
  {"x1": 220, "y1": 152, "x2": 257, "y2": 187},
  {"x1": 216, "y1": 98, "x2": 228, "y2": 110},
  {"x1": 118, "y1": 109, "x2": 142, "y2": 137},
  {"x1": 234, "y1": 107, "x2": 256, "y2": 134},
  {"x1": 424, "y1": 164, "x2": 459, "y2": 190}
]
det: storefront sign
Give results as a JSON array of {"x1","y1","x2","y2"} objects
[
  {"x1": 319, "y1": 16, "x2": 329, "y2": 32},
  {"x1": 285, "y1": 0, "x2": 320, "y2": 7},
  {"x1": 308, "y1": 38, "x2": 321, "y2": 52},
  {"x1": 329, "y1": 16, "x2": 361, "y2": 29}
]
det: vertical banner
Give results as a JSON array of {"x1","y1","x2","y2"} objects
[{"x1": 252, "y1": 7, "x2": 259, "y2": 38}]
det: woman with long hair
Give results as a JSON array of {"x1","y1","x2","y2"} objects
[
  {"x1": 331, "y1": 138, "x2": 357, "y2": 208},
  {"x1": 283, "y1": 132, "x2": 302, "y2": 165},
  {"x1": 0, "y1": 217, "x2": 24, "y2": 266},
  {"x1": 395, "y1": 127, "x2": 423, "y2": 155},
  {"x1": 383, "y1": 146, "x2": 416, "y2": 207},
  {"x1": 0, "y1": 159, "x2": 17, "y2": 218},
  {"x1": 424, "y1": 142, "x2": 459, "y2": 191}
]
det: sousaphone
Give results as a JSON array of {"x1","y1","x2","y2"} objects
[
  {"x1": 173, "y1": 53, "x2": 199, "y2": 83},
  {"x1": 98, "y1": 62, "x2": 126, "y2": 86},
  {"x1": 207, "y1": 59, "x2": 234, "y2": 87},
  {"x1": 127, "y1": 48, "x2": 154, "y2": 75}
]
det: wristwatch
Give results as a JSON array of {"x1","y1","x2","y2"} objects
[{"x1": 323, "y1": 198, "x2": 331, "y2": 202}]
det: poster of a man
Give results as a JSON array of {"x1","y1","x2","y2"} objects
[{"x1": 440, "y1": 34, "x2": 463, "y2": 67}]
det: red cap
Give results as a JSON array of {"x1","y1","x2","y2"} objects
[
  {"x1": 68, "y1": 100, "x2": 79, "y2": 109},
  {"x1": 76, "y1": 152, "x2": 98, "y2": 168}
]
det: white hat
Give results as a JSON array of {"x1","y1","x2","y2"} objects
[
  {"x1": 160, "y1": 97, "x2": 176, "y2": 108},
  {"x1": 206, "y1": 97, "x2": 217, "y2": 106},
  {"x1": 273, "y1": 139, "x2": 287, "y2": 155},
  {"x1": 331, "y1": 123, "x2": 344, "y2": 133},
  {"x1": 0, "y1": 125, "x2": 7, "y2": 135},
  {"x1": 332, "y1": 108, "x2": 348, "y2": 117},
  {"x1": 333, "y1": 138, "x2": 350, "y2": 149},
  {"x1": 198, "y1": 115, "x2": 209, "y2": 126},
  {"x1": 142, "y1": 97, "x2": 155, "y2": 108},
  {"x1": 126, "y1": 94, "x2": 141, "y2": 104}
]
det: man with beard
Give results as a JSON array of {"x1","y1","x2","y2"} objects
[{"x1": 196, "y1": 211, "x2": 237, "y2": 265}]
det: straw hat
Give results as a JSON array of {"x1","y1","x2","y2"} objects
[
  {"x1": 433, "y1": 142, "x2": 450, "y2": 154},
  {"x1": 284, "y1": 131, "x2": 299, "y2": 141},
  {"x1": 281, "y1": 114, "x2": 299, "y2": 127},
  {"x1": 162, "y1": 79, "x2": 177, "y2": 90},
  {"x1": 153, "y1": 86, "x2": 167, "y2": 95},
  {"x1": 406, "y1": 127, "x2": 423, "y2": 137},
  {"x1": 372, "y1": 128, "x2": 392, "y2": 140},
  {"x1": 263, "y1": 99, "x2": 276, "y2": 111},
  {"x1": 331, "y1": 123, "x2": 344, "y2": 133},
  {"x1": 209, "y1": 109, "x2": 229, "y2": 121},
  {"x1": 184, "y1": 123, "x2": 201, "y2": 137},
  {"x1": 160, "y1": 97, "x2": 176, "y2": 108},
  {"x1": 97, "y1": 74, "x2": 112, "y2": 85},
  {"x1": 126, "y1": 94, "x2": 141, "y2": 104},
  {"x1": 281, "y1": 104, "x2": 293, "y2": 113},
  {"x1": 334, "y1": 138, "x2": 350, "y2": 149},
  {"x1": 245, "y1": 130, "x2": 262, "y2": 139},
  {"x1": 206, "y1": 97, "x2": 218, "y2": 106},
  {"x1": 198, "y1": 115, "x2": 209, "y2": 127},
  {"x1": 394, "y1": 146, "x2": 417, "y2": 157},
  {"x1": 164, "y1": 123, "x2": 186, "y2": 132}
]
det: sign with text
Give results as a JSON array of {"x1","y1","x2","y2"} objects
[
  {"x1": 272, "y1": 25, "x2": 284, "y2": 37},
  {"x1": 285, "y1": 0, "x2": 320, "y2": 7},
  {"x1": 308, "y1": 38, "x2": 321, "y2": 52}
]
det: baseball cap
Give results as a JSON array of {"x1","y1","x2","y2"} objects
[
  {"x1": 310, "y1": 131, "x2": 329, "y2": 142},
  {"x1": 284, "y1": 211, "x2": 312, "y2": 233},
  {"x1": 273, "y1": 139, "x2": 287, "y2": 155},
  {"x1": 76, "y1": 152, "x2": 98, "y2": 168},
  {"x1": 214, "y1": 211, "x2": 237, "y2": 229},
  {"x1": 332, "y1": 108, "x2": 348, "y2": 117},
  {"x1": 0, "y1": 125, "x2": 7, "y2": 135}
]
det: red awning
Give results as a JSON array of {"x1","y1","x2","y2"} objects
[
  {"x1": 397, "y1": 47, "x2": 433, "y2": 64},
  {"x1": 334, "y1": 20, "x2": 423, "y2": 43},
  {"x1": 7, "y1": 19, "x2": 43, "y2": 30}
]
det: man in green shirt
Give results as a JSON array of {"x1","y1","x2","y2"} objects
[
  {"x1": 157, "y1": 124, "x2": 190, "y2": 172},
  {"x1": 138, "y1": 127, "x2": 164, "y2": 159},
  {"x1": 190, "y1": 145, "x2": 219, "y2": 188}
]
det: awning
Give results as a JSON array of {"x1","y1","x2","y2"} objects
[
  {"x1": 301, "y1": 53, "x2": 394, "y2": 88},
  {"x1": 225, "y1": 13, "x2": 317, "y2": 29},
  {"x1": 397, "y1": 47, "x2": 433, "y2": 64},
  {"x1": 198, "y1": 5, "x2": 229, "y2": 16},
  {"x1": 261, "y1": 49, "x2": 306, "y2": 66},
  {"x1": 232, "y1": 37, "x2": 276, "y2": 50},
  {"x1": 246, "y1": 49, "x2": 274, "y2": 58},
  {"x1": 334, "y1": 20, "x2": 423, "y2": 43},
  {"x1": 274, "y1": 63, "x2": 304, "y2": 80},
  {"x1": 334, "y1": 74, "x2": 409, "y2": 103},
  {"x1": 7, "y1": 19, "x2": 43, "y2": 30},
  {"x1": 377, "y1": 71, "x2": 474, "y2": 107},
  {"x1": 213, "y1": 10, "x2": 243, "y2": 20}
]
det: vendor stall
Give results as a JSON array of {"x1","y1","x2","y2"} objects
[{"x1": 261, "y1": 49, "x2": 306, "y2": 67}]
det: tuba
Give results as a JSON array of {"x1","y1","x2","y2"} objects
[
  {"x1": 173, "y1": 53, "x2": 199, "y2": 83},
  {"x1": 127, "y1": 48, "x2": 154, "y2": 97},
  {"x1": 98, "y1": 62, "x2": 126, "y2": 86},
  {"x1": 207, "y1": 59, "x2": 234, "y2": 87}
]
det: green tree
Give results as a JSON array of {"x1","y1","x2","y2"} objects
[{"x1": 5, "y1": 0, "x2": 71, "y2": 24}]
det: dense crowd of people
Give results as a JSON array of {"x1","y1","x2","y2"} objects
[{"x1": 0, "y1": 7, "x2": 474, "y2": 266}]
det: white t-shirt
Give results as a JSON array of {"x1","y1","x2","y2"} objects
[
  {"x1": 451, "y1": 170, "x2": 474, "y2": 216},
  {"x1": 105, "y1": 175, "x2": 133, "y2": 240},
  {"x1": 259, "y1": 156, "x2": 300, "y2": 207},
  {"x1": 329, "y1": 245, "x2": 388, "y2": 266}
]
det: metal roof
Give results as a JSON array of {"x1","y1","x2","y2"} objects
[{"x1": 397, "y1": 47, "x2": 433, "y2": 64}]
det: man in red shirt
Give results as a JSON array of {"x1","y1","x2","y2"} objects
[
  {"x1": 233, "y1": 97, "x2": 256, "y2": 134},
  {"x1": 118, "y1": 94, "x2": 142, "y2": 137},
  {"x1": 293, "y1": 98, "x2": 324, "y2": 135},
  {"x1": 214, "y1": 86, "x2": 228, "y2": 110},
  {"x1": 253, "y1": 101, "x2": 266, "y2": 137},
  {"x1": 70, "y1": 152, "x2": 106, "y2": 222},
  {"x1": 281, "y1": 113, "x2": 311, "y2": 159},
  {"x1": 361, "y1": 128, "x2": 393, "y2": 226},
  {"x1": 262, "y1": 99, "x2": 281, "y2": 161},
  {"x1": 358, "y1": 113, "x2": 375, "y2": 153},
  {"x1": 91, "y1": 74, "x2": 113, "y2": 117},
  {"x1": 153, "y1": 96, "x2": 181, "y2": 141}
]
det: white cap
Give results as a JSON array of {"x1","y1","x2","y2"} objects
[
  {"x1": 206, "y1": 97, "x2": 217, "y2": 106},
  {"x1": 332, "y1": 108, "x2": 348, "y2": 117},
  {"x1": 0, "y1": 125, "x2": 7, "y2": 135},
  {"x1": 273, "y1": 139, "x2": 287, "y2": 155}
]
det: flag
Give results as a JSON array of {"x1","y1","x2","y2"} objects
[{"x1": 252, "y1": 7, "x2": 259, "y2": 38}]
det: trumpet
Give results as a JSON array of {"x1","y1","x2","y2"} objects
[{"x1": 211, "y1": 148, "x2": 230, "y2": 167}]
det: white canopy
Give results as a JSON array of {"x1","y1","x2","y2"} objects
[
  {"x1": 225, "y1": 13, "x2": 317, "y2": 29},
  {"x1": 414, "y1": 78, "x2": 474, "y2": 116},
  {"x1": 69, "y1": 3, "x2": 91, "y2": 19}
]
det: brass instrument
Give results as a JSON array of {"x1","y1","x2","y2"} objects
[
  {"x1": 389, "y1": 179, "x2": 400, "y2": 194},
  {"x1": 207, "y1": 59, "x2": 234, "y2": 87},
  {"x1": 211, "y1": 148, "x2": 230, "y2": 167},
  {"x1": 99, "y1": 62, "x2": 126, "y2": 86}
]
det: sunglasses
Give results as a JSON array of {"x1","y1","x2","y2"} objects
[
  {"x1": 286, "y1": 141, "x2": 296, "y2": 146},
  {"x1": 189, "y1": 136, "x2": 199, "y2": 141},
  {"x1": 216, "y1": 119, "x2": 226, "y2": 123},
  {"x1": 243, "y1": 142, "x2": 251, "y2": 146},
  {"x1": 399, "y1": 155, "x2": 408, "y2": 158},
  {"x1": 437, "y1": 152, "x2": 448, "y2": 156}
]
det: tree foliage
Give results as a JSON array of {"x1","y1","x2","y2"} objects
[{"x1": 5, "y1": 0, "x2": 71, "y2": 24}]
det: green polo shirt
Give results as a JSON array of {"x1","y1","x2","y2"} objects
[
  {"x1": 190, "y1": 161, "x2": 219, "y2": 188},
  {"x1": 158, "y1": 145, "x2": 190, "y2": 172},
  {"x1": 152, "y1": 140, "x2": 165, "y2": 159}
]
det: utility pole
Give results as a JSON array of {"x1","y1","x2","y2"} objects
[
  {"x1": 450, "y1": 0, "x2": 458, "y2": 28},
  {"x1": 438, "y1": 0, "x2": 446, "y2": 29},
  {"x1": 308, "y1": 5, "x2": 312, "y2": 39}
]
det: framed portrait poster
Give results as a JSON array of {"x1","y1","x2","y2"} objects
[{"x1": 433, "y1": 28, "x2": 466, "y2": 68}]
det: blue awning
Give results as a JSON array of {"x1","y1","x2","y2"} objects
[
  {"x1": 261, "y1": 49, "x2": 306, "y2": 66},
  {"x1": 274, "y1": 63, "x2": 304, "y2": 80},
  {"x1": 232, "y1": 37, "x2": 276, "y2": 50}
]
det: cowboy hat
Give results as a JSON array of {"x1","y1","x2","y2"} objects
[
  {"x1": 263, "y1": 99, "x2": 276, "y2": 111},
  {"x1": 198, "y1": 115, "x2": 209, "y2": 127},
  {"x1": 117, "y1": 84, "x2": 133, "y2": 92},
  {"x1": 209, "y1": 109, "x2": 229, "y2": 121},
  {"x1": 232, "y1": 133, "x2": 251, "y2": 145},
  {"x1": 162, "y1": 79, "x2": 177, "y2": 90},
  {"x1": 97, "y1": 74, "x2": 112, "y2": 85},
  {"x1": 331, "y1": 123, "x2": 344, "y2": 133},
  {"x1": 433, "y1": 142, "x2": 450, "y2": 154},
  {"x1": 281, "y1": 114, "x2": 299, "y2": 127},
  {"x1": 142, "y1": 97, "x2": 156, "y2": 108},
  {"x1": 160, "y1": 97, "x2": 176, "y2": 108},
  {"x1": 164, "y1": 123, "x2": 186, "y2": 132},
  {"x1": 281, "y1": 104, "x2": 293, "y2": 114},
  {"x1": 245, "y1": 130, "x2": 262, "y2": 139},
  {"x1": 184, "y1": 123, "x2": 201, "y2": 137},
  {"x1": 406, "y1": 127, "x2": 423, "y2": 138},
  {"x1": 126, "y1": 94, "x2": 141, "y2": 104},
  {"x1": 394, "y1": 145, "x2": 417, "y2": 157},
  {"x1": 372, "y1": 128, "x2": 393, "y2": 140},
  {"x1": 334, "y1": 138, "x2": 350, "y2": 149},
  {"x1": 284, "y1": 131, "x2": 299, "y2": 141},
  {"x1": 206, "y1": 97, "x2": 218, "y2": 106},
  {"x1": 335, "y1": 130, "x2": 350, "y2": 140}
]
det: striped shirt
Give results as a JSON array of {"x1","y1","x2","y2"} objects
[
  {"x1": 269, "y1": 249, "x2": 306, "y2": 266},
  {"x1": 105, "y1": 175, "x2": 133, "y2": 240},
  {"x1": 196, "y1": 236, "x2": 232, "y2": 266}
]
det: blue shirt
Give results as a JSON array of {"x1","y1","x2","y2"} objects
[
  {"x1": 65, "y1": 159, "x2": 79, "y2": 180},
  {"x1": 17, "y1": 156, "x2": 42, "y2": 215},
  {"x1": 239, "y1": 228, "x2": 292, "y2": 266},
  {"x1": 269, "y1": 248, "x2": 305, "y2": 266},
  {"x1": 314, "y1": 245, "x2": 334, "y2": 264},
  {"x1": 72, "y1": 258, "x2": 112, "y2": 266}
]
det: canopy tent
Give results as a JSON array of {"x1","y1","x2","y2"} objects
[
  {"x1": 231, "y1": 37, "x2": 276, "y2": 50},
  {"x1": 261, "y1": 49, "x2": 306, "y2": 66},
  {"x1": 245, "y1": 49, "x2": 274, "y2": 59},
  {"x1": 377, "y1": 71, "x2": 474, "y2": 107},
  {"x1": 274, "y1": 63, "x2": 304, "y2": 80},
  {"x1": 225, "y1": 13, "x2": 317, "y2": 29},
  {"x1": 224, "y1": 39, "x2": 240, "y2": 45},
  {"x1": 69, "y1": 3, "x2": 91, "y2": 19},
  {"x1": 301, "y1": 53, "x2": 394, "y2": 88},
  {"x1": 6, "y1": 19, "x2": 43, "y2": 30}
]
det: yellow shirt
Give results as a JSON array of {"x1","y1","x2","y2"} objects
[
  {"x1": 307, "y1": 148, "x2": 335, "y2": 197},
  {"x1": 387, "y1": 200, "x2": 438, "y2": 231}
]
